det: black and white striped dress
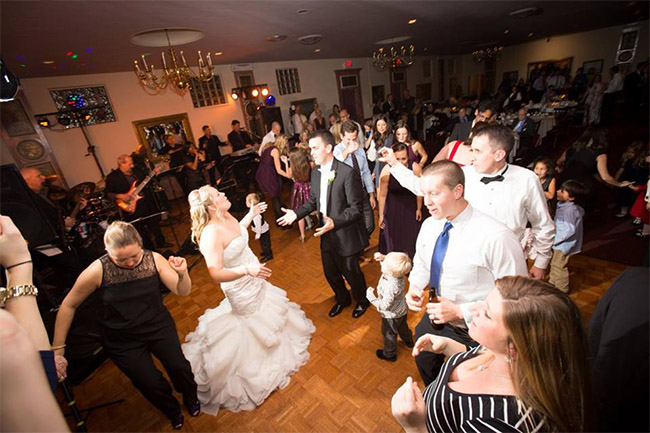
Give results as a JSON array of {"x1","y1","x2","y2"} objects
[{"x1": 423, "y1": 346, "x2": 546, "y2": 432}]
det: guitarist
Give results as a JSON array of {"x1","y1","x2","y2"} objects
[{"x1": 104, "y1": 154, "x2": 170, "y2": 250}]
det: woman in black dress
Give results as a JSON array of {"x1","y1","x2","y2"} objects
[
  {"x1": 392, "y1": 276, "x2": 591, "y2": 432},
  {"x1": 52, "y1": 221, "x2": 199, "y2": 429}
]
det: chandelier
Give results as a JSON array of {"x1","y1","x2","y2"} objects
[
  {"x1": 372, "y1": 45, "x2": 415, "y2": 71},
  {"x1": 131, "y1": 28, "x2": 214, "y2": 95},
  {"x1": 472, "y1": 46, "x2": 504, "y2": 63}
]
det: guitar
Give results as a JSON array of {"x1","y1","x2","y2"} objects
[{"x1": 115, "y1": 171, "x2": 156, "y2": 214}]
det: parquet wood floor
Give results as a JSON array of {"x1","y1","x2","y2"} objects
[{"x1": 57, "y1": 204, "x2": 627, "y2": 432}]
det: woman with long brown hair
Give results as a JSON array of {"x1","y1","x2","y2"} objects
[
  {"x1": 286, "y1": 147, "x2": 313, "y2": 242},
  {"x1": 392, "y1": 276, "x2": 590, "y2": 432},
  {"x1": 394, "y1": 120, "x2": 428, "y2": 176},
  {"x1": 182, "y1": 186, "x2": 315, "y2": 416}
]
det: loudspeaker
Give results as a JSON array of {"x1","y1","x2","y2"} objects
[
  {"x1": 0, "y1": 164, "x2": 58, "y2": 247},
  {"x1": 261, "y1": 107, "x2": 284, "y2": 133},
  {"x1": 0, "y1": 57, "x2": 20, "y2": 102}
]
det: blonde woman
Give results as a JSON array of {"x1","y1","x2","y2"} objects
[
  {"x1": 392, "y1": 276, "x2": 590, "y2": 432},
  {"x1": 182, "y1": 186, "x2": 315, "y2": 416},
  {"x1": 52, "y1": 221, "x2": 198, "y2": 430}
]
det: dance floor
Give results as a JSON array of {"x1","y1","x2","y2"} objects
[{"x1": 57, "y1": 207, "x2": 626, "y2": 432}]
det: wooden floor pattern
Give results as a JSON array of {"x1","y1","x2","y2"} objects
[{"x1": 57, "y1": 205, "x2": 627, "y2": 432}]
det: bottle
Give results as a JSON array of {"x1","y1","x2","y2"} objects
[{"x1": 429, "y1": 288, "x2": 445, "y2": 331}]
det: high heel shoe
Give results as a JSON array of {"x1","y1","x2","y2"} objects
[{"x1": 299, "y1": 236, "x2": 306, "y2": 243}]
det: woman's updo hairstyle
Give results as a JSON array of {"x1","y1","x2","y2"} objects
[
  {"x1": 189, "y1": 185, "x2": 220, "y2": 245},
  {"x1": 104, "y1": 221, "x2": 143, "y2": 253}
]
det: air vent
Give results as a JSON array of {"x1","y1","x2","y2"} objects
[
  {"x1": 297, "y1": 34, "x2": 323, "y2": 45},
  {"x1": 509, "y1": 7, "x2": 543, "y2": 19}
]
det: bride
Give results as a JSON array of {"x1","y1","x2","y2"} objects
[{"x1": 182, "y1": 185, "x2": 315, "y2": 416}]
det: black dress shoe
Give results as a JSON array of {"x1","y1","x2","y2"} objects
[
  {"x1": 352, "y1": 303, "x2": 369, "y2": 319},
  {"x1": 376, "y1": 349, "x2": 397, "y2": 362},
  {"x1": 260, "y1": 255, "x2": 273, "y2": 262},
  {"x1": 404, "y1": 340, "x2": 415, "y2": 349},
  {"x1": 328, "y1": 303, "x2": 349, "y2": 317}
]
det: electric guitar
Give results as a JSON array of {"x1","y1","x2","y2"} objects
[{"x1": 115, "y1": 171, "x2": 156, "y2": 214}]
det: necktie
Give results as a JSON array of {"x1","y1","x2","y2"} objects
[
  {"x1": 350, "y1": 152, "x2": 366, "y2": 193},
  {"x1": 430, "y1": 221, "x2": 453, "y2": 295},
  {"x1": 480, "y1": 165, "x2": 509, "y2": 184},
  {"x1": 515, "y1": 120, "x2": 524, "y2": 133}
]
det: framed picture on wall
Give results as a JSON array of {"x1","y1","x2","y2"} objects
[
  {"x1": 371, "y1": 85, "x2": 385, "y2": 103},
  {"x1": 582, "y1": 59, "x2": 604, "y2": 75},
  {"x1": 527, "y1": 57, "x2": 573, "y2": 80},
  {"x1": 0, "y1": 99, "x2": 35, "y2": 137}
]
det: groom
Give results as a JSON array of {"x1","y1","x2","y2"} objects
[{"x1": 278, "y1": 130, "x2": 370, "y2": 318}]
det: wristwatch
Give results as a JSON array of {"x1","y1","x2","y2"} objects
[{"x1": 0, "y1": 284, "x2": 38, "y2": 307}]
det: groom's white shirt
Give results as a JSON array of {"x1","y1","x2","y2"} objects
[{"x1": 319, "y1": 158, "x2": 333, "y2": 217}]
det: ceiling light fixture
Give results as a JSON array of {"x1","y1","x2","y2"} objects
[
  {"x1": 504, "y1": 29, "x2": 510, "y2": 34},
  {"x1": 215, "y1": 51, "x2": 223, "y2": 56},
  {"x1": 408, "y1": 18, "x2": 417, "y2": 24},
  {"x1": 266, "y1": 34, "x2": 288, "y2": 42},
  {"x1": 42, "y1": 60, "x2": 54, "y2": 64},
  {"x1": 472, "y1": 46, "x2": 504, "y2": 63},
  {"x1": 528, "y1": 32, "x2": 534, "y2": 37},
  {"x1": 373, "y1": 44, "x2": 415, "y2": 70},
  {"x1": 314, "y1": 48, "x2": 321, "y2": 53},
  {"x1": 131, "y1": 28, "x2": 213, "y2": 95}
]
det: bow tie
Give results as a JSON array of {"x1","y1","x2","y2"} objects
[{"x1": 480, "y1": 165, "x2": 508, "y2": 184}]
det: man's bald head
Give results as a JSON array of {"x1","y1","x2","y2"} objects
[{"x1": 20, "y1": 167, "x2": 45, "y2": 192}]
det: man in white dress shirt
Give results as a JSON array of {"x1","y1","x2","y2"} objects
[
  {"x1": 405, "y1": 160, "x2": 527, "y2": 384},
  {"x1": 260, "y1": 121, "x2": 282, "y2": 153},
  {"x1": 381, "y1": 123, "x2": 554, "y2": 280}
]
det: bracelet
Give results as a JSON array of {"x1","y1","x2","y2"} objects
[
  {"x1": 4, "y1": 260, "x2": 32, "y2": 270},
  {"x1": 51, "y1": 344, "x2": 66, "y2": 351}
]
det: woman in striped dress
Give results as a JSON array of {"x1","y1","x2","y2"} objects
[{"x1": 392, "y1": 276, "x2": 590, "y2": 432}]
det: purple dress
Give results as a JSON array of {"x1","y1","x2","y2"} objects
[
  {"x1": 291, "y1": 180, "x2": 311, "y2": 209},
  {"x1": 255, "y1": 145, "x2": 281, "y2": 198},
  {"x1": 379, "y1": 160, "x2": 422, "y2": 259}
]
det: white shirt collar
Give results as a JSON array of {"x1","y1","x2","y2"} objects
[{"x1": 319, "y1": 157, "x2": 334, "y2": 173}]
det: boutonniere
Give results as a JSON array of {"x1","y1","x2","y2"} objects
[{"x1": 327, "y1": 170, "x2": 336, "y2": 183}]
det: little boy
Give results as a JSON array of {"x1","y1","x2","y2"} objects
[
  {"x1": 246, "y1": 193, "x2": 273, "y2": 262},
  {"x1": 366, "y1": 252, "x2": 414, "y2": 362},
  {"x1": 549, "y1": 180, "x2": 588, "y2": 293}
]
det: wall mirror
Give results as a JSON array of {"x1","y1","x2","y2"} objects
[{"x1": 132, "y1": 113, "x2": 195, "y2": 162}]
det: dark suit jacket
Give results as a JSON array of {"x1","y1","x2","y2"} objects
[
  {"x1": 516, "y1": 117, "x2": 536, "y2": 139},
  {"x1": 198, "y1": 134, "x2": 224, "y2": 167},
  {"x1": 295, "y1": 159, "x2": 368, "y2": 256},
  {"x1": 449, "y1": 121, "x2": 472, "y2": 142}
]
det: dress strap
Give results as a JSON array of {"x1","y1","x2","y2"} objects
[{"x1": 448, "y1": 140, "x2": 464, "y2": 162}]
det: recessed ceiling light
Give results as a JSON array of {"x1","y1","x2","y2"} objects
[
  {"x1": 509, "y1": 6, "x2": 543, "y2": 19},
  {"x1": 297, "y1": 9, "x2": 309, "y2": 15},
  {"x1": 408, "y1": 18, "x2": 417, "y2": 25},
  {"x1": 423, "y1": 47, "x2": 428, "y2": 52},
  {"x1": 297, "y1": 34, "x2": 322, "y2": 45},
  {"x1": 42, "y1": 60, "x2": 55, "y2": 64},
  {"x1": 504, "y1": 29, "x2": 510, "y2": 34},
  {"x1": 528, "y1": 32, "x2": 534, "y2": 37},
  {"x1": 314, "y1": 48, "x2": 321, "y2": 53},
  {"x1": 266, "y1": 34, "x2": 288, "y2": 42},
  {"x1": 375, "y1": 36, "x2": 412, "y2": 45},
  {"x1": 214, "y1": 51, "x2": 223, "y2": 56}
]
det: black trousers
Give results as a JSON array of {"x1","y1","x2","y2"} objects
[
  {"x1": 101, "y1": 318, "x2": 197, "y2": 420},
  {"x1": 414, "y1": 314, "x2": 477, "y2": 385},
  {"x1": 381, "y1": 315, "x2": 413, "y2": 357},
  {"x1": 321, "y1": 248, "x2": 368, "y2": 306},
  {"x1": 259, "y1": 231, "x2": 273, "y2": 258}
]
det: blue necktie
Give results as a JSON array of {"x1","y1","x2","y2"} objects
[
  {"x1": 515, "y1": 120, "x2": 524, "y2": 133},
  {"x1": 430, "y1": 221, "x2": 453, "y2": 295}
]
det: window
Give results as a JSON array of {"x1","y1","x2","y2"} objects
[
  {"x1": 276, "y1": 68, "x2": 301, "y2": 95},
  {"x1": 339, "y1": 75, "x2": 358, "y2": 88},
  {"x1": 422, "y1": 59, "x2": 432, "y2": 78},
  {"x1": 189, "y1": 74, "x2": 227, "y2": 108},
  {"x1": 391, "y1": 70, "x2": 406, "y2": 83}
]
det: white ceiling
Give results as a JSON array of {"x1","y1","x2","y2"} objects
[{"x1": 1, "y1": 0, "x2": 648, "y2": 78}]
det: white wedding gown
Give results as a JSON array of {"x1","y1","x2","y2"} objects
[{"x1": 182, "y1": 222, "x2": 315, "y2": 416}]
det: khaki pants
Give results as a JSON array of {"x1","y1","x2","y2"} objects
[{"x1": 549, "y1": 249, "x2": 571, "y2": 293}]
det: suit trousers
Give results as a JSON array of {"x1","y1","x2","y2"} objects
[
  {"x1": 321, "y1": 248, "x2": 368, "y2": 306},
  {"x1": 101, "y1": 318, "x2": 197, "y2": 420},
  {"x1": 414, "y1": 314, "x2": 477, "y2": 385},
  {"x1": 381, "y1": 315, "x2": 414, "y2": 358},
  {"x1": 259, "y1": 231, "x2": 273, "y2": 258}
]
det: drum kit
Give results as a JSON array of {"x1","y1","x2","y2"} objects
[{"x1": 65, "y1": 181, "x2": 119, "y2": 253}]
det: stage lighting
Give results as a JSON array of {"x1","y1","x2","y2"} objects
[
  {"x1": 37, "y1": 117, "x2": 51, "y2": 128},
  {"x1": 251, "y1": 88, "x2": 259, "y2": 97},
  {"x1": 261, "y1": 87, "x2": 269, "y2": 96},
  {"x1": 231, "y1": 91, "x2": 238, "y2": 100},
  {"x1": 0, "y1": 56, "x2": 20, "y2": 102},
  {"x1": 265, "y1": 95, "x2": 276, "y2": 106},
  {"x1": 57, "y1": 114, "x2": 72, "y2": 126}
]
